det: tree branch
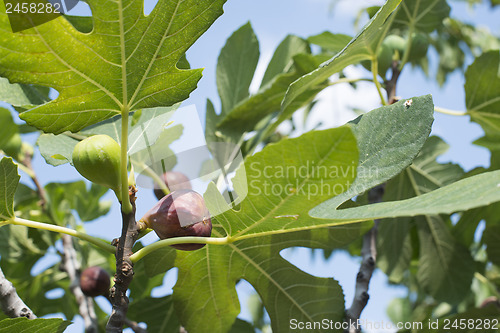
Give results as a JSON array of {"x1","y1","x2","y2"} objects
[
  {"x1": 61, "y1": 234, "x2": 98, "y2": 333},
  {"x1": 20, "y1": 151, "x2": 99, "y2": 330},
  {"x1": 384, "y1": 61, "x2": 401, "y2": 105},
  {"x1": 107, "y1": 187, "x2": 139, "y2": 332},
  {"x1": 344, "y1": 184, "x2": 385, "y2": 333},
  {"x1": 0, "y1": 266, "x2": 36, "y2": 319},
  {"x1": 124, "y1": 317, "x2": 147, "y2": 333},
  {"x1": 105, "y1": 295, "x2": 147, "y2": 333}
]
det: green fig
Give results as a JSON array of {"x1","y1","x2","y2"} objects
[
  {"x1": 382, "y1": 34, "x2": 406, "y2": 55},
  {"x1": 1, "y1": 133, "x2": 22, "y2": 158},
  {"x1": 407, "y1": 33, "x2": 429, "y2": 62},
  {"x1": 72, "y1": 135, "x2": 121, "y2": 196}
]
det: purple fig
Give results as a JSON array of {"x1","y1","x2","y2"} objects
[
  {"x1": 80, "y1": 266, "x2": 110, "y2": 297},
  {"x1": 154, "y1": 171, "x2": 192, "y2": 200},
  {"x1": 142, "y1": 190, "x2": 212, "y2": 250}
]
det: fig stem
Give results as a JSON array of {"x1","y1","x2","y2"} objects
[
  {"x1": 371, "y1": 56, "x2": 387, "y2": 106},
  {"x1": 15, "y1": 162, "x2": 35, "y2": 178},
  {"x1": 9, "y1": 217, "x2": 116, "y2": 253},
  {"x1": 434, "y1": 106, "x2": 467, "y2": 116},
  {"x1": 120, "y1": 108, "x2": 132, "y2": 213},
  {"x1": 130, "y1": 236, "x2": 230, "y2": 263},
  {"x1": 133, "y1": 161, "x2": 169, "y2": 195},
  {"x1": 398, "y1": 24, "x2": 414, "y2": 71}
]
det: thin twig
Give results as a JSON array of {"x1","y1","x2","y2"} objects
[
  {"x1": 105, "y1": 295, "x2": 148, "y2": 333},
  {"x1": 344, "y1": 185, "x2": 385, "y2": 333},
  {"x1": 124, "y1": 317, "x2": 147, "y2": 333},
  {"x1": 61, "y1": 235, "x2": 99, "y2": 333},
  {"x1": 106, "y1": 187, "x2": 140, "y2": 332},
  {"x1": 345, "y1": 60, "x2": 399, "y2": 331},
  {"x1": 21, "y1": 153, "x2": 99, "y2": 330},
  {"x1": 0, "y1": 266, "x2": 36, "y2": 319},
  {"x1": 384, "y1": 61, "x2": 401, "y2": 105}
]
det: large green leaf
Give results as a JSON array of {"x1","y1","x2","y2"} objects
[
  {"x1": 311, "y1": 170, "x2": 500, "y2": 220},
  {"x1": 260, "y1": 35, "x2": 311, "y2": 88},
  {"x1": 173, "y1": 229, "x2": 350, "y2": 333},
  {"x1": 44, "y1": 181, "x2": 111, "y2": 224},
  {"x1": 377, "y1": 136, "x2": 467, "y2": 285},
  {"x1": 213, "y1": 31, "x2": 318, "y2": 141},
  {"x1": 416, "y1": 214, "x2": 475, "y2": 303},
  {"x1": 0, "y1": 225, "x2": 45, "y2": 260},
  {"x1": 144, "y1": 125, "x2": 359, "y2": 333},
  {"x1": 466, "y1": 51, "x2": 500, "y2": 140},
  {"x1": 212, "y1": 126, "x2": 358, "y2": 238},
  {"x1": 127, "y1": 296, "x2": 180, "y2": 333},
  {"x1": 216, "y1": 22, "x2": 259, "y2": 116},
  {"x1": 0, "y1": 0, "x2": 226, "y2": 134},
  {"x1": 0, "y1": 157, "x2": 19, "y2": 222},
  {"x1": 319, "y1": 95, "x2": 434, "y2": 211},
  {"x1": 280, "y1": 0, "x2": 401, "y2": 113},
  {"x1": 217, "y1": 69, "x2": 320, "y2": 137},
  {"x1": 142, "y1": 95, "x2": 437, "y2": 332},
  {"x1": 393, "y1": 0, "x2": 451, "y2": 33},
  {"x1": 307, "y1": 32, "x2": 353, "y2": 54},
  {"x1": 0, "y1": 318, "x2": 71, "y2": 333}
]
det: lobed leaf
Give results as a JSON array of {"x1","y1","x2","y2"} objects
[
  {"x1": 392, "y1": 0, "x2": 451, "y2": 33},
  {"x1": 143, "y1": 94, "x2": 434, "y2": 332},
  {"x1": 0, "y1": 318, "x2": 71, "y2": 333},
  {"x1": 377, "y1": 136, "x2": 469, "y2": 290},
  {"x1": 466, "y1": 51, "x2": 500, "y2": 141},
  {"x1": 0, "y1": 0, "x2": 226, "y2": 133},
  {"x1": 310, "y1": 170, "x2": 500, "y2": 220},
  {"x1": 0, "y1": 157, "x2": 19, "y2": 222},
  {"x1": 281, "y1": 0, "x2": 402, "y2": 114},
  {"x1": 216, "y1": 22, "x2": 260, "y2": 116},
  {"x1": 128, "y1": 296, "x2": 180, "y2": 333}
]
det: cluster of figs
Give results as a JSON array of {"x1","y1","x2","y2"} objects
[{"x1": 72, "y1": 134, "x2": 213, "y2": 296}]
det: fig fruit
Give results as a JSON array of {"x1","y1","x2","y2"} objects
[
  {"x1": 382, "y1": 34, "x2": 406, "y2": 55},
  {"x1": 141, "y1": 190, "x2": 212, "y2": 251},
  {"x1": 407, "y1": 33, "x2": 429, "y2": 62},
  {"x1": 154, "y1": 171, "x2": 192, "y2": 200},
  {"x1": 80, "y1": 266, "x2": 110, "y2": 297},
  {"x1": 72, "y1": 135, "x2": 121, "y2": 196},
  {"x1": 2, "y1": 133, "x2": 22, "y2": 158}
]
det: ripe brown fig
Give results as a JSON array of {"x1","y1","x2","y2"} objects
[
  {"x1": 154, "y1": 171, "x2": 192, "y2": 200},
  {"x1": 480, "y1": 296, "x2": 500, "y2": 309},
  {"x1": 79, "y1": 266, "x2": 111, "y2": 297},
  {"x1": 141, "y1": 190, "x2": 212, "y2": 251}
]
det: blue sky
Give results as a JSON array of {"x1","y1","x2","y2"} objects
[{"x1": 5, "y1": 0, "x2": 500, "y2": 332}]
